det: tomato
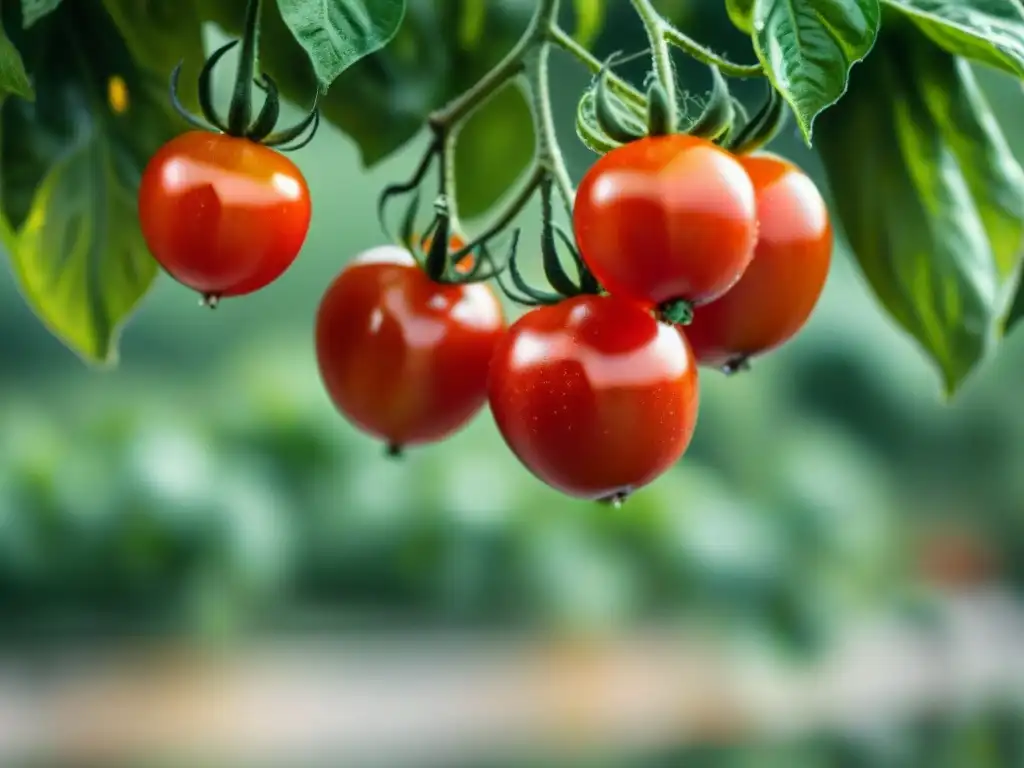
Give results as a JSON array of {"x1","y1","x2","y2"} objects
[
  {"x1": 139, "y1": 131, "x2": 311, "y2": 299},
  {"x1": 573, "y1": 135, "x2": 758, "y2": 308},
  {"x1": 488, "y1": 294, "x2": 699, "y2": 501},
  {"x1": 685, "y1": 153, "x2": 832, "y2": 367},
  {"x1": 315, "y1": 244, "x2": 505, "y2": 451}
]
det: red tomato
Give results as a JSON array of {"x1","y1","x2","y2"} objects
[
  {"x1": 139, "y1": 131, "x2": 311, "y2": 299},
  {"x1": 685, "y1": 153, "x2": 832, "y2": 367},
  {"x1": 573, "y1": 135, "x2": 758, "y2": 308},
  {"x1": 315, "y1": 245, "x2": 505, "y2": 450},
  {"x1": 488, "y1": 294, "x2": 699, "y2": 501}
]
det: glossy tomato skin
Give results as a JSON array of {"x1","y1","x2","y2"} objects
[
  {"x1": 573, "y1": 135, "x2": 758, "y2": 308},
  {"x1": 488, "y1": 294, "x2": 699, "y2": 500},
  {"x1": 685, "y1": 153, "x2": 833, "y2": 367},
  {"x1": 316, "y1": 245, "x2": 505, "y2": 449},
  {"x1": 139, "y1": 131, "x2": 311, "y2": 297}
]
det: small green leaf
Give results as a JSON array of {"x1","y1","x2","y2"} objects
[
  {"x1": 20, "y1": 0, "x2": 63, "y2": 28},
  {"x1": 275, "y1": 0, "x2": 406, "y2": 88},
  {"x1": 726, "y1": 0, "x2": 755, "y2": 33},
  {"x1": 454, "y1": 83, "x2": 535, "y2": 220},
  {"x1": 883, "y1": 0, "x2": 1024, "y2": 78},
  {"x1": 572, "y1": 0, "x2": 605, "y2": 47},
  {"x1": 751, "y1": 0, "x2": 881, "y2": 143},
  {"x1": 817, "y1": 26, "x2": 1020, "y2": 394},
  {"x1": 1, "y1": 0, "x2": 185, "y2": 364},
  {"x1": 0, "y1": 21, "x2": 32, "y2": 100}
]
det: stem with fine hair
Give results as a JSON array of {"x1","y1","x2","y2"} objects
[{"x1": 630, "y1": 0, "x2": 677, "y2": 123}]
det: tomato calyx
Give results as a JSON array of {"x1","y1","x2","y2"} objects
[
  {"x1": 721, "y1": 83, "x2": 787, "y2": 155},
  {"x1": 169, "y1": 0, "x2": 320, "y2": 150},
  {"x1": 377, "y1": 122, "x2": 602, "y2": 305},
  {"x1": 659, "y1": 299, "x2": 695, "y2": 326},
  {"x1": 493, "y1": 177, "x2": 603, "y2": 308}
]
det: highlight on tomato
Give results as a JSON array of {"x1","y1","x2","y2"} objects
[
  {"x1": 488, "y1": 294, "x2": 700, "y2": 501},
  {"x1": 139, "y1": 16, "x2": 320, "y2": 305},
  {"x1": 315, "y1": 244, "x2": 506, "y2": 454},
  {"x1": 685, "y1": 153, "x2": 833, "y2": 369},
  {"x1": 572, "y1": 134, "x2": 758, "y2": 311}
]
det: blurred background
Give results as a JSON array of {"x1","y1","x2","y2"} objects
[{"x1": 3, "y1": 2, "x2": 1024, "y2": 765}]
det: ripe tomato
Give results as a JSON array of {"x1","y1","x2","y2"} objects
[
  {"x1": 315, "y1": 245, "x2": 505, "y2": 451},
  {"x1": 488, "y1": 294, "x2": 699, "y2": 501},
  {"x1": 573, "y1": 134, "x2": 758, "y2": 308},
  {"x1": 139, "y1": 131, "x2": 311, "y2": 299},
  {"x1": 685, "y1": 153, "x2": 832, "y2": 367}
]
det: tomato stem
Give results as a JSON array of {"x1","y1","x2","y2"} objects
[
  {"x1": 166, "y1": 0, "x2": 320, "y2": 148},
  {"x1": 661, "y1": 24, "x2": 763, "y2": 79},
  {"x1": 225, "y1": 0, "x2": 263, "y2": 136},
  {"x1": 630, "y1": 0, "x2": 678, "y2": 131}
]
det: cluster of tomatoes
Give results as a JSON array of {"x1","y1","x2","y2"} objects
[{"x1": 138, "y1": 127, "x2": 831, "y2": 504}]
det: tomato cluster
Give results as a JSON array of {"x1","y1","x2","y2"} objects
[
  {"x1": 311, "y1": 136, "x2": 831, "y2": 503},
  {"x1": 138, "y1": 111, "x2": 829, "y2": 503}
]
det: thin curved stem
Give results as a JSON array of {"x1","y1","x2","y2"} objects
[
  {"x1": 524, "y1": 44, "x2": 575, "y2": 206},
  {"x1": 630, "y1": 0, "x2": 677, "y2": 122},
  {"x1": 430, "y1": 0, "x2": 561, "y2": 129},
  {"x1": 546, "y1": 25, "x2": 646, "y2": 109},
  {"x1": 662, "y1": 23, "x2": 762, "y2": 78}
]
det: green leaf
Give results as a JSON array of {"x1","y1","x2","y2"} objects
[
  {"x1": 0, "y1": 0, "x2": 185, "y2": 364},
  {"x1": 0, "y1": 20, "x2": 32, "y2": 101},
  {"x1": 883, "y1": 0, "x2": 1024, "y2": 78},
  {"x1": 572, "y1": 0, "x2": 605, "y2": 47},
  {"x1": 454, "y1": 83, "x2": 535, "y2": 220},
  {"x1": 726, "y1": 0, "x2": 755, "y2": 33},
  {"x1": 816, "y1": 25, "x2": 1021, "y2": 394},
  {"x1": 20, "y1": 0, "x2": 62, "y2": 28},
  {"x1": 275, "y1": 0, "x2": 407, "y2": 88},
  {"x1": 101, "y1": 0, "x2": 206, "y2": 109},
  {"x1": 751, "y1": 0, "x2": 881, "y2": 142},
  {"x1": 457, "y1": 0, "x2": 486, "y2": 49}
]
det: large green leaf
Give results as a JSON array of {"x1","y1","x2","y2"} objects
[
  {"x1": 0, "y1": 0, "x2": 188, "y2": 364},
  {"x1": 817, "y1": 25, "x2": 1022, "y2": 394},
  {"x1": 453, "y1": 83, "x2": 535, "y2": 220},
  {"x1": 276, "y1": 0, "x2": 406, "y2": 88},
  {"x1": 883, "y1": 0, "x2": 1024, "y2": 78},
  {"x1": 20, "y1": 0, "x2": 62, "y2": 28},
  {"x1": 200, "y1": 0, "x2": 534, "y2": 217},
  {"x1": 0, "y1": 19, "x2": 32, "y2": 101},
  {"x1": 751, "y1": 0, "x2": 881, "y2": 142},
  {"x1": 102, "y1": 0, "x2": 206, "y2": 109}
]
